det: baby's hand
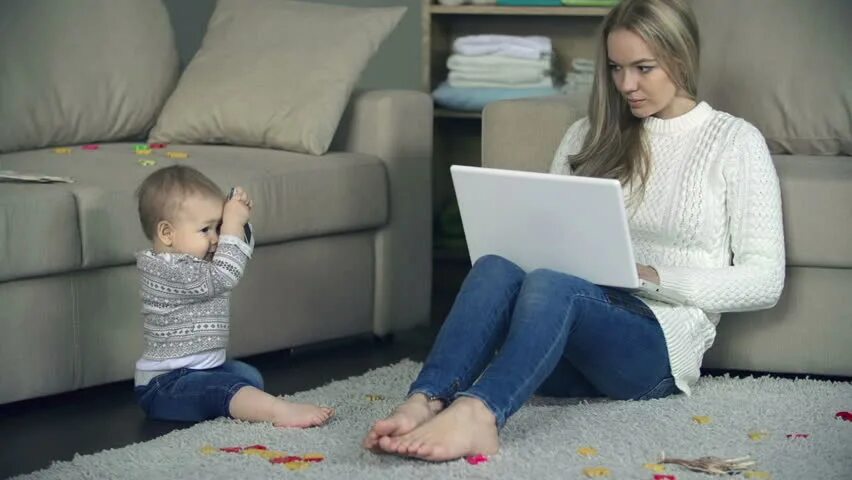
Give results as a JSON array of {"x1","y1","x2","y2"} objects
[{"x1": 221, "y1": 187, "x2": 253, "y2": 237}]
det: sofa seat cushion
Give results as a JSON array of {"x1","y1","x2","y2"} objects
[
  {"x1": 775, "y1": 155, "x2": 852, "y2": 268},
  {"x1": 0, "y1": 184, "x2": 81, "y2": 282},
  {"x1": 0, "y1": 143, "x2": 388, "y2": 273}
]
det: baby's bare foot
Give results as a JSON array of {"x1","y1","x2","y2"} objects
[
  {"x1": 271, "y1": 398, "x2": 334, "y2": 428},
  {"x1": 385, "y1": 396, "x2": 499, "y2": 461},
  {"x1": 363, "y1": 393, "x2": 443, "y2": 451}
]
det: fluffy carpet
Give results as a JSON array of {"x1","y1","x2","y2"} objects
[{"x1": 16, "y1": 360, "x2": 852, "y2": 479}]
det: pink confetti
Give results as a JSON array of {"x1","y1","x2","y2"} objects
[
  {"x1": 148, "y1": 143, "x2": 168, "y2": 149},
  {"x1": 81, "y1": 144, "x2": 99, "y2": 150},
  {"x1": 466, "y1": 454, "x2": 488, "y2": 465},
  {"x1": 836, "y1": 411, "x2": 852, "y2": 422},
  {"x1": 654, "y1": 475, "x2": 677, "y2": 480},
  {"x1": 785, "y1": 433, "x2": 809, "y2": 439},
  {"x1": 219, "y1": 446, "x2": 243, "y2": 453}
]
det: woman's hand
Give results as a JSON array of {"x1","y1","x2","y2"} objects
[{"x1": 637, "y1": 264, "x2": 660, "y2": 284}]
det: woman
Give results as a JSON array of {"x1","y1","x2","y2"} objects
[{"x1": 363, "y1": 0, "x2": 785, "y2": 462}]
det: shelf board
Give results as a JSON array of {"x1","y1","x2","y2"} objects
[
  {"x1": 430, "y1": 5, "x2": 610, "y2": 16},
  {"x1": 435, "y1": 108, "x2": 483, "y2": 119}
]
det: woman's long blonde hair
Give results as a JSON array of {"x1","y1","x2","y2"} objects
[{"x1": 570, "y1": 0, "x2": 700, "y2": 196}]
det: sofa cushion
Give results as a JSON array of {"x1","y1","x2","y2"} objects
[
  {"x1": 693, "y1": 0, "x2": 851, "y2": 156},
  {"x1": 149, "y1": 0, "x2": 405, "y2": 155},
  {"x1": 0, "y1": 144, "x2": 388, "y2": 273},
  {"x1": 0, "y1": 0, "x2": 179, "y2": 154},
  {"x1": 0, "y1": 185, "x2": 81, "y2": 282},
  {"x1": 774, "y1": 155, "x2": 852, "y2": 269}
]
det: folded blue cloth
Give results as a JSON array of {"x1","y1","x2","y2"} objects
[{"x1": 431, "y1": 82, "x2": 561, "y2": 112}]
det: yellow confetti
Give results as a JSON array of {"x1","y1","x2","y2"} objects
[
  {"x1": 644, "y1": 463, "x2": 666, "y2": 473},
  {"x1": 242, "y1": 448, "x2": 267, "y2": 457},
  {"x1": 582, "y1": 467, "x2": 611, "y2": 477},
  {"x1": 135, "y1": 149, "x2": 152, "y2": 156},
  {"x1": 577, "y1": 446, "x2": 598, "y2": 457},
  {"x1": 284, "y1": 461, "x2": 310, "y2": 471},
  {"x1": 166, "y1": 151, "x2": 189, "y2": 159},
  {"x1": 744, "y1": 471, "x2": 772, "y2": 479},
  {"x1": 365, "y1": 394, "x2": 385, "y2": 402},
  {"x1": 53, "y1": 147, "x2": 72, "y2": 154},
  {"x1": 199, "y1": 445, "x2": 217, "y2": 455},
  {"x1": 692, "y1": 415, "x2": 712, "y2": 425},
  {"x1": 748, "y1": 431, "x2": 769, "y2": 441},
  {"x1": 138, "y1": 158, "x2": 157, "y2": 167}
]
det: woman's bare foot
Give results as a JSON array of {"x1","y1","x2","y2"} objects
[
  {"x1": 271, "y1": 398, "x2": 334, "y2": 428},
  {"x1": 362, "y1": 393, "x2": 444, "y2": 451},
  {"x1": 380, "y1": 396, "x2": 499, "y2": 462}
]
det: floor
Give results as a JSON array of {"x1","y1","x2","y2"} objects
[{"x1": 2, "y1": 259, "x2": 848, "y2": 478}]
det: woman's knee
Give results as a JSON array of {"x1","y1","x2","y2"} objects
[
  {"x1": 525, "y1": 268, "x2": 590, "y2": 293},
  {"x1": 472, "y1": 255, "x2": 525, "y2": 281}
]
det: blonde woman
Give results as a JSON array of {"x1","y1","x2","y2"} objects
[{"x1": 364, "y1": 0, "x2": 784, "y2": 462}]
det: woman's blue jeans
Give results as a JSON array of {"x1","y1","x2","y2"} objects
[
  {"x1": 135, "y1": 360, "x2": 264, "y2": 422},
  {"x1": 409, "y1": 255, "x2": 676, "y2": 428}
]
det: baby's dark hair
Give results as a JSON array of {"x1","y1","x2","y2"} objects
[{"x1": 136, "y1": 165, "x2": 224, "y2": 241}]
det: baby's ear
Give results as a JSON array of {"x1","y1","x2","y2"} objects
[{"x1": 156, "y1": 221, "x2": 174, "y2": 246}]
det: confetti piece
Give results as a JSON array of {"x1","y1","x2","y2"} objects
[
  {"x1": 577, "y1": 446, "x2": 598, "y2": 457},
  {"x1": 284, "y1": 461, "x2": 310, "y2": 471},
  {"x1": 644, "y1": 463, "x2": 666, "y2": 473},
  {"x1": 836, "y1": 411, "x2": 852, "y2": 422},
  {"x1": 53, "y1": 147, "x2": 72, "y2": 154},
  {"x1": 136, "y1": 149, "x2": 152, "y2": 156},
  {"x1": 260, "y1": 450, "x2": 286, "y2": 460},
  {"x1": 303, "y1": 453, "x2": 325, "y2": 462},
  {"x1": 654, "y1": 475, "x2": 677, "y2": 480},
  {"x1": 785, "y1": 433, "x2": 809, "y2": 439},
  {"x1": 134, "y1": 144, "x2": 149, "y2": 152},
  {"x1": 365, "y1": 394, "x2": 385, "y2": 402},
  {"x1": 219, "y1": 446, "x2": 243, "y2": 453},
  {"x1": 81, "y1": 144, "x2": 99, "y2": 150},
  {"x1": 748, "y1": 431, "x2": 769, "y2": 441},
  {"x1": 138, "y1": 158, "x2": 157, "y2": 167},
  {"x1": 692, "y1": 416, "x2": 711, "y2": 425},
  {"x1": 466, "y1": 454, "x2": 488, "y2": 465},
  {"x1": 243, "y1": 448, "x2": 268, "y2": 457},
  {"x1": 149, "y1": 143, "x2": 168, "y2": 149},
  {"x1": 245, "y1": 444, "x2": 268, "y2": 450},
  {"x1": 166, "y1": 151, "x2": 189, "y2": 159},
  {"x1": 199, "y1": 445, "x2": 217, "y2": 455},
  {"x1": 744, "y1": 471, "x2": 771, "y2": 479},
  {"x1": 582, "y1": 467, "x2": 611, "y2": 477}
]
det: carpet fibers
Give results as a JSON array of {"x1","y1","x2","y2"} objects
[{"x1": 15, "y1": 360, "x2": 852, "y2": 479}]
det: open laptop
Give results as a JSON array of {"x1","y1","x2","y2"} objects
[{"x1": 450, "y1": 165, "x2": 687, "y2": 305}]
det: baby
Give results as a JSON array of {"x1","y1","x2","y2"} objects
[{"x1": 133, "y1": 165, "x2": 333, "y2": 427}]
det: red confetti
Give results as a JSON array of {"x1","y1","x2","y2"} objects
[
  {"x1": 836, "y1": 411, "x2": 852, "y2": 422},
  {"x1": 244, "y1": 444, "x2": 267, "y2": 450},
  {"x1": 148, "y1": 143, "x2": 168, "y2": 149},
  {"x1": 270, "y1": 456, "x2": 304, "y2": 464},
  {"x1": 81, "y1": 144, "x2": 99, "y2": 150},
  {"x1": 219, "y1": 446, "x2": 243, "y2": 453},
  {"x1": 654, "y1": 475, "x2": 677, "y2": 480},
  {"x1": 466, "y1": 454, "x2": 488, "y2": 465},
  {"x1": 785, "y1": 433, "x2": 809, "y2": 439}
]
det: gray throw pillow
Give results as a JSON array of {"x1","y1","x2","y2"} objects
[
  {"x1": 0, "y1": 0, "x2": 179, "y2": 153},
  {"x1": 149, "y1": 0, "x2": 405, "y2": 155}
]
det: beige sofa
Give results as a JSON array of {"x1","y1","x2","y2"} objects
[
  {"x1": 0, "y1": 1, "x2": 432, "y2": 405},
  {"x1": 481, "y1": 0, "x2": 851, "y2": 377}
]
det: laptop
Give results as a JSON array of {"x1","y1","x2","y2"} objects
[{"x1": 450, "y1": 165, "x2": 687, "y2": 305}]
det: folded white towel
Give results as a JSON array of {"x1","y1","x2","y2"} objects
[
  {"x1": 449, "y1": 77, "x2": 555, "y2": 89},
  {"x1": 571, "y1": 58, "x2": 595, "y2": 73},
  {"x1": 453, "y1": 35, "x2": 552, "y2": 60},
  {"x1": 447, "y1": 54, "x2": 551, "y2": 73},
  {"x1": 449, "y1": 69, "x2": 550, "y2": 85}
]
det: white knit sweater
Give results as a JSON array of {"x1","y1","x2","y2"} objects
[{"x1": 550, "y1": 102, "x2": 785, "y2": 395}]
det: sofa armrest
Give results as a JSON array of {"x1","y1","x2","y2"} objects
[
  {"x1": 482, "y1": 96, "x2": 586, "y2": 172},
  {"x1": 333, "y1": 90, "x2": 433, "y2": 335}
]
